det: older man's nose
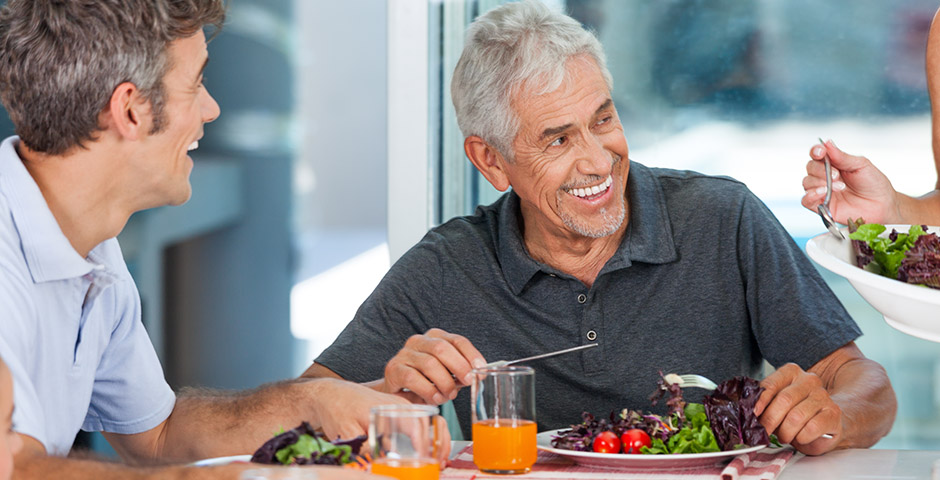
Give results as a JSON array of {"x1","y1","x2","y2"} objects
[{"x1": 576, "y1": 135, "x2": 612, "y2": 174}]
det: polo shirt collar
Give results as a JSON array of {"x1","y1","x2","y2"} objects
[
  {"x1": 496, "y1": 192, "x2": 542, "y2": 295},
  {"x1": 604, "y1": 161, "x2": 679, "y2": 270},
  {"x1": 0, "y1": 137, "x2": 100, "y2": 283},
  {"x1": 497, "y1": 160, "x2": 678, "y2": 295}
]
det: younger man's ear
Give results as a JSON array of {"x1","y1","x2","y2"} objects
[
  {"x1": 464, "y1": 136, "x2": 511, "y2": 192},
  {"x1": 101, "y1": 82, "x2": 150, "y2": 140}
]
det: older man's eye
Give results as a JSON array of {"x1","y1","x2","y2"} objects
[
  {"x1": 596, "y1": 116, "x2": 611, "y2": 126},
  {"x1": 549, "y1": 136, "x2": 567, "y2": 147}
]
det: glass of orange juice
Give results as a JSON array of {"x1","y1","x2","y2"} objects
[
  {"x1": 369, "y1": 404, "x2": 444, "y2": 480},
  {"x1": 471, "y1": 366, "x2": 537, "y2": 474}
]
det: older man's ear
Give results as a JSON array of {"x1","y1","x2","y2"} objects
[{"x1": 465, "y1": 135, "x2": 511, "y2": 192}]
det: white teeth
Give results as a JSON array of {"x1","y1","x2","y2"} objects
[
  {"x1": 567, "y1": 175, "x2": 613, "y2": 198},
  {"x1": 188, "y1": 141, "x2": 199, "y2": 151}
]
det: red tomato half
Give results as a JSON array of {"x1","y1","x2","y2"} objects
[
  {"x1": 592, "y1": 431, "x2": 621, "y2": 453},
  {"x1": 621, "y1": 429, "x2": 652, "y2": 454}
]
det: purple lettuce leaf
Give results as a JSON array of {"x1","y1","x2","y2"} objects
[
  {"x1": 649, "y1": 372, "x2": 686, "y2": 425},
  {"x1": 898, "y1": 232, "x2": 940, "y2": 289},
  {"x1": 703, "y1": 376, "x2": 770, "y2": 451}
]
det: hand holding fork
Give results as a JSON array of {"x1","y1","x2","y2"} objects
[{"x1": 670, "y1": 372, "x2": 835, "y2": 440}]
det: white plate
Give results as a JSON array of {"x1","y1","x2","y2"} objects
[
  {"x1": 805, "y1": 225, "x2": 940, "y2": 342},
  {"x1": 536, "y1": 429, "x2": 765, "y2": 470},
  {"x1": 191, "y1": 454, "x2": 252, "y2": 467}
]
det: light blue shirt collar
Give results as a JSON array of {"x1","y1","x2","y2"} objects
[{"x1": 0, "y1": 136, "x2": 109, "y2": 284}]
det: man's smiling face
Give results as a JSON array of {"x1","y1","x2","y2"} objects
[
  {"x1": 137, "y1": 29, "x2": 220, "y2": 207},
  {"x1": 504, "y1": 55, "x2": 630, "y2": 242}
]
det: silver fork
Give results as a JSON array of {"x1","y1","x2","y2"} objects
[
  {"x1": 673, "y1": 373, "x2": 834, "y2": 440},
  {"x1": 677, "y1": 374, "x2": 717, "y2": 390},
  {"x1": 815, "y1": 137, "x2": 845, "y2": 240}
]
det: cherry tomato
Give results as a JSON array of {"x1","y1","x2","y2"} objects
[
  {"x1": 621, "y1": 429, "x2": 652, "y2": 454},
  {"x1": 592, "y1": 431, "x2": 621, "y2": 453}
]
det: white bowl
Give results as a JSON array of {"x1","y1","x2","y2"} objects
[{"x1": 805, "y1": 225, "x2": 940, "y2": 342}]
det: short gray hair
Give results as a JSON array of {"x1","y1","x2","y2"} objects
[
  {"x1": 0, "y1": 0, "x2": 227, "y2": 155},
  {"x1": 451, "y1": 0, "x2": 612, "y2": 161}
]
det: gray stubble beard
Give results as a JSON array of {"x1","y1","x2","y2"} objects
[{"x1": 557, "y1": 154, "x2": 626, "y2": 238}]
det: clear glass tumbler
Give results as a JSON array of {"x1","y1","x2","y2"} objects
[
  {"x1": 471, "y1": 365, "x2": 537, "y2": 474},
  {"x1": 369, "y1": 404, "x2": 444, "y2": 480}
]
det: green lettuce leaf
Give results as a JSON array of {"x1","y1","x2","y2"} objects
[
  {"x1": 639, "y1": 403, "x2": 719, "y2": 454},
  {"x1": 274, "y1": 433, "x2": 352, "y2": 465},
  {"x1": 849, "y1": 223, "x2": 927, "y2": 279}
]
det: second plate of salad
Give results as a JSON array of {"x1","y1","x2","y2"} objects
[{"x1": 805, "y1": 223, "x2": 940, "y2": 342}]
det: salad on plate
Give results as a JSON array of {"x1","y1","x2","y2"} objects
[
  {"x1": 551, "y1": 374, "x2": 774, "y2": 455},
  {"x1": 847, "y1": 220, "x2": 940, "y2": 289},
  {"x1": 250, "y1": 421, "x2": 369, "y2": 468}
]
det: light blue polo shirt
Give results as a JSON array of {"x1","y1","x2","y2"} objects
[{"x1": 0, "y1": 137, "x2": 175, "y2": 455}]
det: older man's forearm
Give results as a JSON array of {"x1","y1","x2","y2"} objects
[
  {"x1": 828, "y1": 358, "x2": 897, "y2": 448},
  {"x1": 301, "y1": 362, "x2": 387, "y2": 392}
]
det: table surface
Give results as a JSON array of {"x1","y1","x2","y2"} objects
[
  {"x1": 452, "y1": 442, "x2": 940, "y2": 479},
  {"x1": 782, "y1": 448, "x2": 940, "y2": 480}
]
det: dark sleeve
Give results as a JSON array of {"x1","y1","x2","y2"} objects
[
  {"x1": 314, "y1": 233, "x2": 444, "y2": 382},
  {"x1": 736, "y1": 190, "x2": 862, "y2": 370}
]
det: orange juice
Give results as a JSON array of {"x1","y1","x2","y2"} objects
[
  {"x1": 371, "y1": 457, "x2": 439, "y2": 480},
  {"x1": 472, "y1": 418, "x2": 537, "y2": 473}
]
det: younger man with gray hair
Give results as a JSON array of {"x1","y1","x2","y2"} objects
[{"x1": 306, "y1": 0, "x2": 896, "y2": 456}]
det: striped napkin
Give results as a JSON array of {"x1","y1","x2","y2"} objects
[{"x1": 441, "y1": 444, "x2": 801, "y2": 480}]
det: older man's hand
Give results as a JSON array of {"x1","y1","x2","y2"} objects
[
  {"x1": 380, "y1": 328, "x2": 486, "y2": 405},
  {"x1": 754, "y1": 363, "x2": 843, "y2": 456}
]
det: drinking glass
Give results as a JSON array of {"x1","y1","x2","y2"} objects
[
  {"x1": 471, "y1": 365, "x2": 537, "y2": 474},
  {"x1": 369, "y1": 404, "x2": 444, "y2": 480}
]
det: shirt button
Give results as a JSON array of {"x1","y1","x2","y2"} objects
[
  {"x1": 586, "y1": 330, "x2": 597, "y2": 341},
  {"x1": 577, "y1": 293, "x2": 587, "y2": 304}
]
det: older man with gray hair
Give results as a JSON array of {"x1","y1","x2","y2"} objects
[{"x1": 306, "y1": 0, "x2": 896, "y2": 456}]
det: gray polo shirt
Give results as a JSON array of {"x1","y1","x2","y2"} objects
[{"x1": 316, "y1": 161, "x2": 861, "y2": 439}]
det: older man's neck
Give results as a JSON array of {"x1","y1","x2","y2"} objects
[
  {"x1": 523, "y1": 221, "x2": 628, "y2": 289},
  {"x1": 19, "y1": 142, "x2": 134, "y2": 258}
]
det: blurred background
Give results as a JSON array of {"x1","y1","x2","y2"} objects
[{"x1": 0, "y1": 0, "x2": 937, "y2": 453}]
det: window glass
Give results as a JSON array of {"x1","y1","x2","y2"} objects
[
  {"x1": 432, "y1": 0, "x2": 940, "y2": 449},
  {"x1": 291, "y1": 0, "x2": 391, "y2": 364}
]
